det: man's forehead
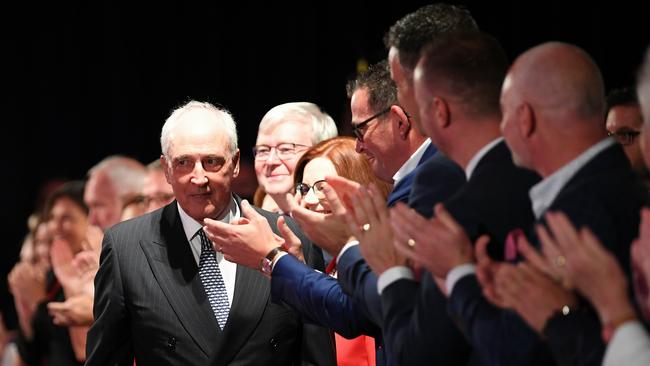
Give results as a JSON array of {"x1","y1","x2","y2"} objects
[{"x1": 256, "y1": 121, "x2": 312, "y2": 144}]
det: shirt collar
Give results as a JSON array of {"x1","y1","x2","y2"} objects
[
  {"x1": 177, "y1": 195, "x2": 240, "y2": 241},
  {"x1": 392, "y1": 139, "x2": 432, "y2": 184},
  {"x1": 529, "y1": 138, "x2": 615, "y2": 219},
  {"x1": 465, "y1": 137, "x2": 504, "y2": 180}
]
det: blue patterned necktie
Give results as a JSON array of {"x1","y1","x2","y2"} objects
[{"x1": 197, "y1": 229, "x2": 229, "y2": 329}]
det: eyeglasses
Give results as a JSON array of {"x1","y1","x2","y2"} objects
[
  {"x1": 352, "y1": 107, "x2": 392, "y2": 141},
  {"x1": 295, "y1": 180, "x2": 328, "y2": 199},
  {"x1": 608, "y1": 129, "x2": 641, "y2": 146},
  {"x1": 253, "y1": 143, "x2": 310, "y2": 161}
]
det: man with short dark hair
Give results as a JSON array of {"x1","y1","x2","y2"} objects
[{"x1": 606, "y1": 87, "x2": 649, "y2": 187}]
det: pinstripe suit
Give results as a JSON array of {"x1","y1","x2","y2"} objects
[{"x1": 86, "y1": 197, "x2": 335, "y2": 366}]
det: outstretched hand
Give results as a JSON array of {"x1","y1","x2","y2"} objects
[
  {"x1": 391, "y1": 203, "x2": 476, "y2": 278},
  {"x1": 286, "y1": 178, "x2": 354, "y2": 257},
  {"x1": 204, "y1": 200, "x2": 284, "y2": 269}
]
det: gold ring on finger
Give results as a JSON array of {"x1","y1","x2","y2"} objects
[{"x1": 553, "y1": 255, "x2": 566, "y2": 268}]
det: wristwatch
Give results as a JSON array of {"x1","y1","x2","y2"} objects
[{"x1": 260, "y1": 247, "x2": 284, "y2": 276}]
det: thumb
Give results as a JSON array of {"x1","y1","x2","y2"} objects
[
  {"x1": 474, "y1": 235, "x2": 492, "y2": 263},
  {"x1": 277, "y1": 216, "x2": 301, "y2": 250},
  {"x1": 241, "y1": 200, "x2": 262, "y2": 220},
  {"x1": 284, "y1": 192, "x2": 300, "y2": 211}
]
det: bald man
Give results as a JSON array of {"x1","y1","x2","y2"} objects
[{"x1": 447, "y1": 42, "x2": 647, "y2": 365}]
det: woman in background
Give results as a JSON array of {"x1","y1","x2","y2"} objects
[{"x1": 293, "y1": 136, "x2": 390, "y2": 366}]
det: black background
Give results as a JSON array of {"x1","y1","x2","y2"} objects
[{"x1": 1, "y1": 1, "x2": 648, "y2": 327}]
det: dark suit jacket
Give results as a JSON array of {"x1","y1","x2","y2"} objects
[
  {"x1": 86, "y1": 197, "x2": 335, "y2": 366},
  {"x1": 380, "y1": 140, "x2": 540, "y2": 366},
  {"x1": 336, "y1": 151, "x2": 466, "y2": 365},
  {"x1": 336, "y1": 149, "x2": 457, "y2": 325},
  {"x1": 541, "y1": 143, "x2": 648, "y2": 365},
  {"x1": 448, "y1": 143, "x2": 647, "y2": 366}
]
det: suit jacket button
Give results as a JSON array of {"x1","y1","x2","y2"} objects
[
  {"x1": 270, "y1": 337, "x2": 279, "y2": 352},
  {"x1": 167, "y1": 337, "x2": 176, "y2": 351}
]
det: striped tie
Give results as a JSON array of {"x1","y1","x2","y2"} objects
[{"x1": 197, "y1": 229, "x2": 230, "y2": 329}]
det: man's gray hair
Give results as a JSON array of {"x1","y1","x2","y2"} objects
[
  {"x1": 258, "y1": 102, "x2": 338, "y2": 144},
  {"x1": 161, "y1": 101, "x2": 239, "y2": 158},
  {"x1": 87, "y1": 155, "x2": 147, "y2": 200}
]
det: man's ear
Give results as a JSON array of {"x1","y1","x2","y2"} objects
[
  {"x1": 519, "y1": 103, "x2": 535, "y2": 138},
  {"x1": 232, "y1": 149, "x2": 241, "y2": 178},
  {"x1": 160, "y1": 155, "x2": 172, "y2": 184},
  {"x1": 392, "y1": 105, "x2": 411, "y2": 140},
  {"x1": 433, "y1": 97, "x2": 451, "y2": 129}
]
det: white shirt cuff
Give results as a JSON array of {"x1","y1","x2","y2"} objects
[
  {"x1": 377, "y1": 266, "x2": 414, "y2": 295},
  {"x1": 604, "y1": 320, "x2": 650, "y2": 366},
  {"x1": 446, "y1": 264, "x2": 477, "y2": 295},
  {"x1": 270, "y1": 251, "x2": 289, "y2": 272},
  {"x1": 337, "y1": 240, "x2": 359, "y2": 264}
]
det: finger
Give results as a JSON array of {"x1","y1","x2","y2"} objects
[
  {"x1": 578, "y1": 226, "x2": 608, "y2": 257},
  {"x1": 639, "y1": 208, "x2": 650, "y2": 240},
  {"x1": 277, "y1": 216, "x2": 301, "y2": 251},
  {"x1": 287, "y1": 195, "x2": 322, "y2": 225},
  {"x1": 203, "y1": 217, "x2": 231, "y2": 233},
  {"x1": 518, "y1": 262, "x2": 559, "y2": 291},
  {"x1": 434, "y1": 203, "x2": 462, "y2": 233},
  {"x1": 239, "y1": 200, "x2": 264, "y2": 222},
  {"x1": 368, "y1": 183, "x2": 389, "y2": 222},
  {"x1": 393, "y1": 235, "x2": 420, "y2": 264},
  {"x1": 389, "y1": 204, "x2": 425, "y2": 243},
  {"x1": 517, "y1": 232, "x2": 552, "y2": 273},
  {"x1": 325, "y1": 176, "x2": 357, "y2": 211},
  {"x1": 230, "y1": 217, "x2": 251, "y2": 225},
  {"x1": 325, "y1": 175, "x2": 361, "y2": 198},
  {"x1": 47, "y1": 302, "x2": 66, "y2": 312},
  {"x1": 357, "y1": 186, "x2": 382, "y2": 227},
  {"x1": 284, "y1": 192, "x2": 302, "y2": 212},
  {"x1": 545, "y1": 211, "x2": 580, "y2": 254},
  {"x1": 321, "y1": 184, "x2": 349, "y2": 217},
  {"x1": 349, "y1": 187, "x2": 372, "y2": 229},
  {"x1": 474, "y1": 235, "x2": 492, "y2": 264},
  {"x1": 530, "y1": 225, "x2": 560, "y2": 275}
]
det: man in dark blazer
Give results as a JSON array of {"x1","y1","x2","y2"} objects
[
  {"x1": 445, "y1": 42, "x2": 647, "y2": 366},
  {"x1": 85, "y1": 101, "x2": 335, "y2": 366},
  {"x1": 346, "y1": 32, "x2": 541, "y2": 366}
]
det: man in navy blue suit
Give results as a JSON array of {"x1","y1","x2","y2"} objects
[{"x1": 345, "y1": 31, "x2": 541, "y2": 366}]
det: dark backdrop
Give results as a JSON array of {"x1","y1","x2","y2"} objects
[{"x1": 1, "y1": 1, "x2": 648, "y2": 328}]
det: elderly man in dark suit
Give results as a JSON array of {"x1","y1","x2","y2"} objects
[{"x1": 85, "y1": 101, "x2": 334, "y2": 366}]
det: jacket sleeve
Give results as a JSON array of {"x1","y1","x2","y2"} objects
[
  {"x1": 85, "y1": 231, "x2": 135, "y2": 366},
  {"x1": 271, "y1": 254, "x2": 380, "y2": 339}
]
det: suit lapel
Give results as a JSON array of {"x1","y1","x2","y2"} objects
[
  {"x1": 139, "y1": 203, "x2": 221, "y2": 358},
  {"x1": 387, "y1": 143, "x2": 438, "y2": 206},
  {"x1": 209, "y1": 264, "x2": 270, "y2": 365}
]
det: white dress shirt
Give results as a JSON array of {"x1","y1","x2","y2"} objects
[
  {"x1": 603, "y1": 320, "x2": 650, "y2": 366},
  {"x1": 177, "y1": 197, "x2": 239, "y2": 308}
]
